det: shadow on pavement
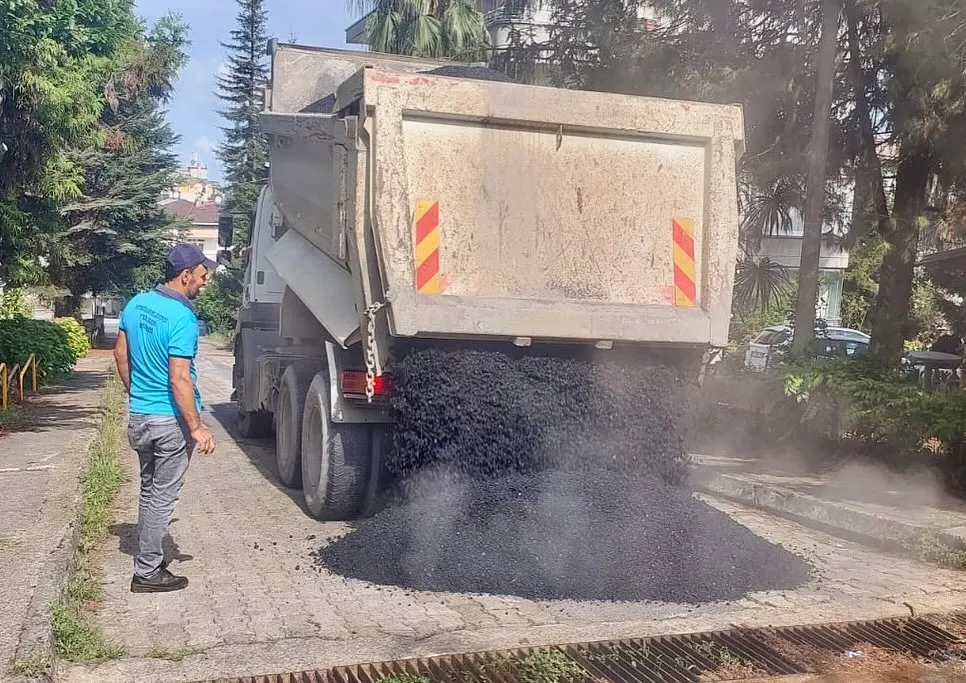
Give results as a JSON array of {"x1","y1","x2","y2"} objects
[
  {"x1": 207, "y1": 401, "x2": 308, "y2": 513},
  {"x1": 108, "y1": 521, "x2": 195, "y2": 565},
  {"x1": 0, "y1": 368, "x2": 107, "y2": 436}
]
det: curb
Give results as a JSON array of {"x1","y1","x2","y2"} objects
[
  {"x1": 10, "y1": 370, "x2": 112, "y2": 682},
  {"x1": 692, "y1": 469, "x2": 966, "y2": 551}
]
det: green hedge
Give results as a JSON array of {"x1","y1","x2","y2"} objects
[
  {"x1": 54, "y1": 317, "x2": 91, "y2": 359},
  {"x1": 775, "y1": 357, "x2": 966, "y2": 456},
  {"x1": 0, "y1": 317, "x2": 88, "y2": 381}
]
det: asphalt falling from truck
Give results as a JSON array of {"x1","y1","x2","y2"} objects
[{"x1": 315, "y1": 348, "x2": 811, "y2": 603}]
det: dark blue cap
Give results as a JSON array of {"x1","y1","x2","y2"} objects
[{"x1": 166, "y1": 243, "x2": 216, "y2": 273}]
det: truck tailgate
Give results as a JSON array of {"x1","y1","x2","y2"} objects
[{"x1": 354, "y1": 69, "x2": 745, "y2": 348}]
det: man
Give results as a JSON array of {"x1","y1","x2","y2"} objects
[{"x1": 113, "y1": 244, "x2": 217, "y2": 593}]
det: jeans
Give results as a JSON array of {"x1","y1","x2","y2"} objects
[{"x1": 127, "y1": 414, "x2": 194, "y2": 578}]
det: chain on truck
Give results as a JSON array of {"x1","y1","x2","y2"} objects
[{"x1": 219, "y1": 40, "x2": 746, "y2": 522}]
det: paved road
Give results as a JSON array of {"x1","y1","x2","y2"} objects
[{"x1": 65, "y1": 340, "x2": 966, "y2": 683}]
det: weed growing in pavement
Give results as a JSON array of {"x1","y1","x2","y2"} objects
[
  {"x1": 693, "y1": 641, "x2": 752, "y2": 669},
  {"x1": 49, "y1": 374, "x2": 126, "y2": 662},
  {"x1": 13, "y1": 654, "x2": 51, "y2": 678},
  {"x1": 374, "y1": 675, "x2": 432, "y2": 683},
  {"x1": 0, "y1": 403, "x2": 28, "y2": 435},
  {"x1": 516, "y1": 650, "x2": 586, "y2": 683},
  {"x1": 79, "y1": 376, "x2": 126, "y2": 552},
  {"x1": 904, "y1": 529, "x2": 966, "y2": 570},
  {"x1": 148, "y1": 645, "x2": 205, "y2": 662}
]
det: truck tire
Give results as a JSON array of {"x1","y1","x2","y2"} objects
[
  {"x1": 233, "y1": 335, "x2": 272, "y2": 439},
  {"x1": 301, "y1": 373, "x2": 371, "y2": 521},
  {"x1": 238, "y1": 409, "x2": 272, "y2": 439},
  {"x1": 275, "y1": 362, "x2": 316, "y2": 488}
]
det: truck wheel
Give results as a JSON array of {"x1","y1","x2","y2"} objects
[
  {"x1": 301, "y1": 373, "x2": 371, "y2": 521},
  {"x1": 233, "y1": 335, "x2": 272, "y2": 439},
  {"x1": 237, "y1": 409, "x2": 272, "y2": 439},
  {"x1": 275, "y1": 362, "x2": 316, "y2": 488}
]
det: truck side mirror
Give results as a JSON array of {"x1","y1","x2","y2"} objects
[
  {"x1": 218, "y1": 213, "x2": 234, "y2": 248},
  {"x1": 217, "y1": 249, "x2": 233, "y2": 267}
]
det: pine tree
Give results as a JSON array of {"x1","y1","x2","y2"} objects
[
  {"x1": 216, "y1": 0, "x2": 269, "y2": 246},
  {"x1": 200, "y1": 0, "x2": 270, "y2": 336}
]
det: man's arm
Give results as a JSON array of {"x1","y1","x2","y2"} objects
[
  {"x1": 113, "y1": 330, "x2": 131, "y2": 394},
  {"x1": 169, "y1": 357, "x2": 215, "y2": 454}
]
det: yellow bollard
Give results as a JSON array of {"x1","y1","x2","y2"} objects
[{"x1": 19, "y1": 354, "x2": 38, "y2": 399}]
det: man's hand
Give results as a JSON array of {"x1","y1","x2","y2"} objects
[{"x1": 190, "y1": 424, "x2": 216, "y2": 454}]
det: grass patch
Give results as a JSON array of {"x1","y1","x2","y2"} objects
[
  {"x1": 0, "y1": 402, "x2": 29, "y2": 435},
  {"x1": 516, "y1": 650, "x2": 586, "y2": 683},
  {"x1": 374, "y1": 676, "x2": 431, "y2": 683},
  {"x1": 148, "y1": 645, "x2": 204, "y2": 662},
  {"x1": 49, "y1": 374, "x2": 127, "y2": 663},
  {"x1": 13, "y1": 654, "x2": 51, "y2": 678}
]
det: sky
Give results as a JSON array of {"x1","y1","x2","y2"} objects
[{"x1": 134, "y1": 0, "x2": 357, "y2": 182}]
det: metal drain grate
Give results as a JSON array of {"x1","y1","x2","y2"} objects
[{"x1": 197, "y1": 614, "x2": 964, "y2": 683}]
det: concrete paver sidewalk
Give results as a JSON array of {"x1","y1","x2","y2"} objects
[
  {"x1": 692, "y1": 452, "x2": 966, "y2": 548},
  {"x1": 0, "y1": 354, "x2": 112, "y2": 680},
  {"x1": 61, "y1": 341, "x2": 966, "y2": 683}
]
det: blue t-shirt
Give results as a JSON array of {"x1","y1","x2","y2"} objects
[{"x1": 119, "y1": 287, "x2": 202, "y2": 417}]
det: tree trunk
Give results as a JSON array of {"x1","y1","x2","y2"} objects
[
  {"x1": 869, "y1": 150, "x2": 930, "y2": 366},
  {"x1": 844, "y1": 0, "x2": 888, "y2": 241},
  {"x1": 792, "y1": 0, "x2": 840, "y2": 353}
]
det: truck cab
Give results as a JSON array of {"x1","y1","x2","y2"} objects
[{"x1": 228, "y1": 185, "x2": 286, "y2": 437}]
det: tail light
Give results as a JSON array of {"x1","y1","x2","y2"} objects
[{"x1": 340, "y1": 370, "x2": 392, "y2": 398}]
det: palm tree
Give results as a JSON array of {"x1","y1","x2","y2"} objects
[
  {"x1": 349, "y1": 0, "x2": 491, "y2": 61},
  {"x1": 738, "y1": 175, "x2": 804, "y2": 256},
  {"x1": 733, "y1": 258, "x2": 792, "y2": 313}
]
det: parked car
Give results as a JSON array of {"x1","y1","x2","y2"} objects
[{"x1": 744, "y1": 325, "x2": 870, "y2": 372}]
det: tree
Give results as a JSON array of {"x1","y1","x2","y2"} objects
[
  {"x1": 217, "y1": 0, "x2": 269, "y2": 243},
  {"x1": 0, "y1": 0, "x2": 135, "y2": 286},
  {"x1": 792, "y1": 0, "x2": 841, "y2": 353},
  {"x1": 351, "y1": 0, "x2": 491, "y2": 60},
  {"x1": 859, "y1": 0, "x2": 966, "y2": 365},
  {"x1": 526, "y1": 0, "x2": 966, "y2": 365},
  {"x1": 0, "y1": 1, "x2": 191, "y2": 306},
  {"x1": 46, "y1": 16, "x2": 190, "y2": 309},
  {"x1": 207, "y1": 0, "x2": 270, "y2": 335}
]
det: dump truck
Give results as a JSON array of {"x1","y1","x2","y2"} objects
[{"x1": 222, "y1": 41, "x2": 746, "y2": 521}]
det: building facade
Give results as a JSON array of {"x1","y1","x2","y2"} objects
[{"x1": 159, "y1": 198, "x2": 221, "y2": 264}]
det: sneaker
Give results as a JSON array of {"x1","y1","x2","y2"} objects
[{"x1": 130, "y1": 568, "x2": 189, "y2": 593}]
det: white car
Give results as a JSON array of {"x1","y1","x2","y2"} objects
[{"x1": 744, "y1": 325, "x2": 870, "y2": 372}]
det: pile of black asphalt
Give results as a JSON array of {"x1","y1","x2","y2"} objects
[{"x1": 314, "y1": 347, "x2": 811, "y2": 604}]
